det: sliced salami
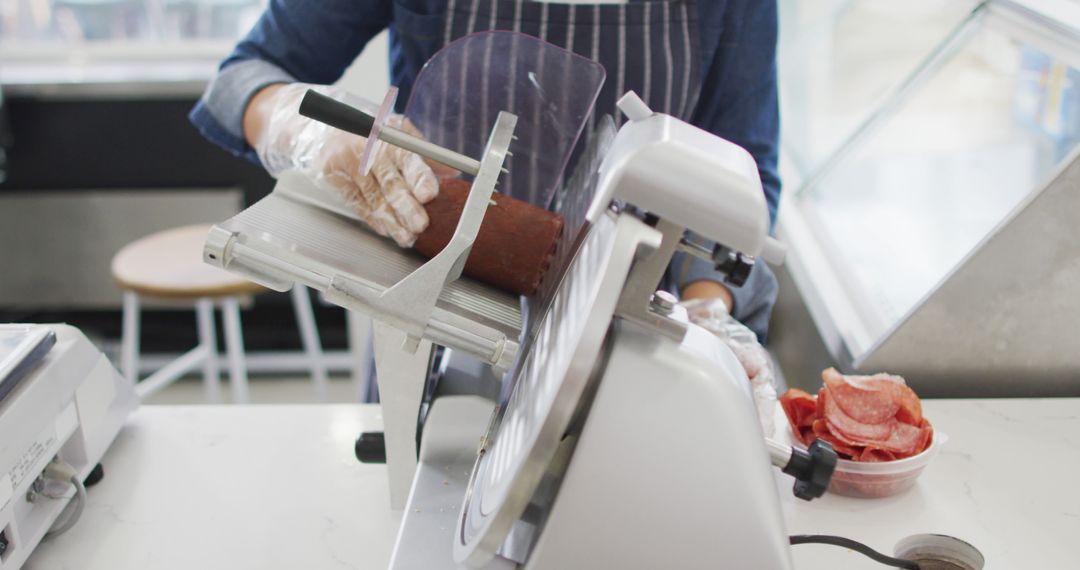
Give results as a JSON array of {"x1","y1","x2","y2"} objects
[
  {"x1": 822, "y1": 367, "x2": 903, "y2": 424},
  {"x1": 780, "y1": 389, "x2": 817, "y2": 428},
  {"x1": 875, "y1": 422, "x2": 921, "y2": 455},
  {"x1": 778, "y1": 369, "x2": 933, "y2": 465},
  {"x1": 894, "y1": 383, "x2": 924, "y2": 426},
  {"x1": 858, "y1": 448, "x2": 898, "y2": 462},
  {"x1": 823, "y1": 388, "x2": 894, "y2": 442},
  {"x1": 913, "y1": 420, "x2": 934, "y2": 455}
]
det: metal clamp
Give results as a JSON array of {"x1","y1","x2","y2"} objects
[{"x1": 312, "y1": 105, "x2": 518, "y2": 352}]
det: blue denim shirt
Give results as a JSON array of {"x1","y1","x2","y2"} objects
[{"x1": 189, "y1": 0, "x2": 781, "y2": 340}]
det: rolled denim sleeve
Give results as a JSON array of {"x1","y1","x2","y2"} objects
[
  {"x1": 189, "y1": 0, "x2": 394, "y2": 163},
  {"x1": 190, "y1": 60, "x2": 297, "y2": 162}
]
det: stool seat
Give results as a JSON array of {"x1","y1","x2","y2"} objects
[{"x1": 112, "y1": 224, "x2": 265, "y2": 298}]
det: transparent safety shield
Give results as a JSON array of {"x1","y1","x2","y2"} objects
[{"x1": 404, "y1": 31, "x2": 606, "y2": 208}]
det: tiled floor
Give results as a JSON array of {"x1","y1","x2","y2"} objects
[{"x1": 143, "y1": 373, "x2": 362, "y2": 405}]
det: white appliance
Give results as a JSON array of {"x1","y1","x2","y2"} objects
[
  {"x1": 0, "y1": 324, "x2": 137, "y2": 569},
  {"x1": 201, "y1": 77, "x2": 842, "y2": 567}
]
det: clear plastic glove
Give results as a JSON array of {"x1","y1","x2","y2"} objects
[
  {"x1": 254, "y1": 83, "x2": 439, "y2": 247},
  {"x1": 682, "y1": 297, "x2": 778, "y2": 437}
]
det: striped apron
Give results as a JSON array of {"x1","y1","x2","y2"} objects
[
  {"x1": 391, "y1": 0, "x2": 702, "y2": 207},
  {"x1": 369, "y1": 0, "x2": 704, "y2": 402},
  {"x1": 443, "y1": 0, "x2": 702, "y2": 124}
]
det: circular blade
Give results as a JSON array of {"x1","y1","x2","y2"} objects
[
  {"x1": 454, "y1": 214, "x2": 655, "y2": 567},
  {"x1": 359, "y1": 86, "x2": 398, "y2": 177}
]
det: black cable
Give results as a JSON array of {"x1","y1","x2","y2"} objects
[{"x1": 790, "y1": 534, "x2": 920, "y2": 569}]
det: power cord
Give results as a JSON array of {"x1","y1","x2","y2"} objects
[
  {"x1": 39, "y1": 459, "x2": 87, "y2": 541},
  {"x1": 790, "y1": 534, "x2": 920, "y2": 569}
]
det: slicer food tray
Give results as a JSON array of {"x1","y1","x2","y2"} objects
[{"x1": 205, "y1": 171, "x2": 522, "y2": 368}]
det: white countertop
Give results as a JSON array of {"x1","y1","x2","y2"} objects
[
  {"x1": 25, "y1": 399, "x2": 1080, "y2": 569},
  {"x1": 24, "y1": 405, "x2": 400, "y2": 570},
  {"x1": 782, "y1": 398, "x2": 1080, "y2": 569}
]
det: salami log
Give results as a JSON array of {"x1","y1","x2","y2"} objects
[{"x1": 414, "y1": 178, "x2": 564, "y2": 296}]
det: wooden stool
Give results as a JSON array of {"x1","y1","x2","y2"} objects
[{"x1": 112, "y1": 224, "x2": 328, "y2": 403}]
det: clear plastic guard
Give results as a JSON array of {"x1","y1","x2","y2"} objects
[
  {"x1": 404, "y1": 31, "x2": 605, "y2": 208},
  {"x1": 360, "y1": 86, "x2": 399, "y2": 177}
]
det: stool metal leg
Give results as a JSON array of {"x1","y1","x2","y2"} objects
[
  {"x1": 221, "y1": 297, "x2": 250, "y2": 404},
  {"x1": 121, "y1": 291, "x2": 141, "y2": 385},
  {"x1": 195, "y1": 298, "x2": 222, "y2": 404},
  {"x1": 346, "y1": 310, "x2": 374, "y2": 402},
  {"x1": 290, "y1": 286, "x2": 329, "y2": 402}
]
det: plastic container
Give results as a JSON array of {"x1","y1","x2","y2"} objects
[{"x1": 826, "y1": 432, "x2": 948, "y2": 498}]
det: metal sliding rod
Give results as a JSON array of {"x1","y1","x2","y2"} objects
[
  {"x1": 378, "y1": 125, "x2": 481, "y2": 175},
  {"x1": 299, "y1": 90, "x2": 481, "y2": 176}
]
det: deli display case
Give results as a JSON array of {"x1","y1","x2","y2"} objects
[{"x1": 776, "y1": 0, "x2": 1080, "y2": 396}]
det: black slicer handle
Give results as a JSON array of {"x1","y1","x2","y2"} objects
[
  {"x1": 783, "y1": 439, "x2": 838, "y2": 501},
  {"x1": 299, "y1": 90, "x2": 376, "y2": 138}
]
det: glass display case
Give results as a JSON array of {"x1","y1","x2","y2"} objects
[
  {"x1": 779, "y1": 0, "x2": 982, "y2": 184},
  {"x1": 778, "y1": 0, "x2": 1080, "y2": 396}
]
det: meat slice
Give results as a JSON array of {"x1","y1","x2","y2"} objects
[
  {"x1": 822, "y1": 388, "x2": 894, "y2": 442},
  {"x1": 780, "y1": 389, "x2": 817, "y2": 429},
  {"x1": 778, "y1": 369, "x2": 933, "y2": 465},
  {"x1": 912, "y1": 420, "x2": 934, "y2": 455},
  {"x1": 859, "y1": 448, "x2": 898, "y2": 462},
  {"x1": 875, "y1": 422, "x2": 921, "y2": 456},
  {"x1": 894, "y1": 383, "x2": 924, "y2": 426},
  {"x1": 822, "y1": 368, "x2": 903, "y2": 424},
  {"x1": 812, "y1": 421, "x2": 861, "y2": 459}
]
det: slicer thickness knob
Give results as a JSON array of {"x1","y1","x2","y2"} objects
[
  {"x1": 713, "y1": 246, "x2": 755, "y2": 288},
  {"x1": 783, "y1": 439, "x2": 838, "y2": 501}
]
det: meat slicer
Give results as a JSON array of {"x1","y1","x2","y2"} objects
[{"x1": 203, "y1": 32, "x2": 831, "y2": 569}]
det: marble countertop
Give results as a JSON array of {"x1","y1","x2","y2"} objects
[
  {"x1": 24, "y1": 405, "x2": 400, "y2": 570},
  {"x1": 25, "y1": 398, "x2": 1080, "y2": 569},
  {"x1": 782, "y1": 398, "x2": 1080, "y2": 569}
]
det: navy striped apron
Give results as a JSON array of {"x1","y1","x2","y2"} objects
[
  {"x1": 371, "y1": 0, "x2": 704, "y2": 402},
  {"x1": 392, "y1": 0, "x2": 702, "y2": 207},
  {"x1": 443, "y1": 0, "x2": 702, "y2": 125}
]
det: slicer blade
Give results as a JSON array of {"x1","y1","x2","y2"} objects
[{"x1": 454, "y1": 211, "x2": 662, "y2": 567}]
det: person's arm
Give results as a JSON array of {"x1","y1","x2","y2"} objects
[
  {"x1": 189, "y1": 0, "x2": 393, "y2": 163},
  {"x1": 673, "y1": 0, "x2": 780, "y2": 340},
  {"x1": 242, "y1": 84, "x2": 287, "y2": 151},
  {"x1": 682, "y1": 279, "x2": 734, "y2": 310},
  {"x1": 693, "y1": 0, "x2": 780, "y2": 225}
]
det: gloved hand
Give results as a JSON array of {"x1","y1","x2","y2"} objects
[
  {"x1": 253, "y1": 83, "x2": 438, "y2": 247},
  {"x1": 682, "y1": 296, "x2": 778, "y2": 437}
]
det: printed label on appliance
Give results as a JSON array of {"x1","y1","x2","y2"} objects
[
  {"x1": 9, "y1": 425, "x2": 58, "y2": 491},
  {"x1": 0, "y1": 473, "x2": 12, "y2": 511}
]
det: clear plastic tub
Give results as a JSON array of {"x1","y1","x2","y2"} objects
[{"x1": 826, "y1": 432, "x2": 948, "y2": 498}]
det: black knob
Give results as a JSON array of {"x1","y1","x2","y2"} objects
[
  {"x1": 299, "y1": 90, "x2": 376, "y2": 138},
  {"x1": 354, "y1": 431, "x2": 387, "y2": 463},
  {"x1": 713, "y1": 246, "x2": 755, "y2": 287},
  {"x1": 84, "y1": 463, "x2": 106, "y2": 487},
  {"x1": 782, "y1": 439, "x2": 837, "y2": 501}
]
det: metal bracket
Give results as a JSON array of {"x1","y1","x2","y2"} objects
[
  {"x1": 373, "y1": 321, "x2": 435, "y2": 509},
  {"x1": 324, "y1": 111, "x2": 518, "y2": 353},
  {"x1": 615, "y1": 218, "x2": 689, "y2": 341}
]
